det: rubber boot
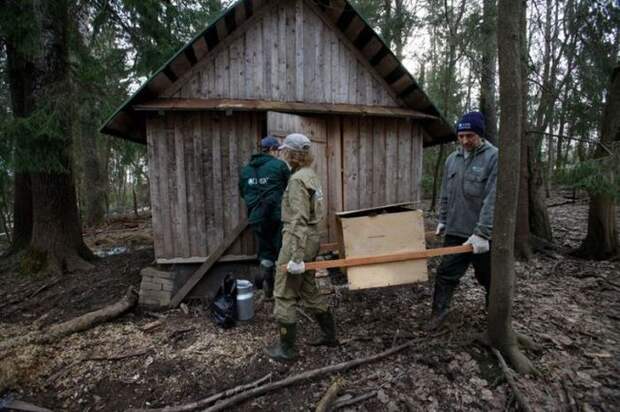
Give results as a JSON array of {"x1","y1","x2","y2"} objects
[
  {"x1": 256, "y1": 259, "x2": 273, "y2": 293},
  {"x1": 309, "y1": 311, "x2": 338, "y2": 347},
  {"x1": 264, "y1": 322, "x2": 298, "y2": 361},
  {"x1": 427, "y1": 282, "x2": 455, "y2": 331},
  {"x1": 263, "y1": 266, "x2": 275, "y2": 301}
]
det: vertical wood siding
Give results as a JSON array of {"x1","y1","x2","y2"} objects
[
  {"x1": 342, "y1": 117, "x2": 424, "y2": 210},
  {"x1": 167, "y1": 0, "x2": 398, "y2": 107},
  {"x1": 147, "y1": 112, "x2": 261, "y2": 260}
]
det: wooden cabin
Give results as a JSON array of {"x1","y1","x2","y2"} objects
[{"x1": 102, "y1": 0, "x2": 454, "y2": 304}]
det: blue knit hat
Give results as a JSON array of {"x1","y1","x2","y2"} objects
[
  {"x1": 457, "y1": 112, "x2": 485, "y2": 138},
  {"x1": 260, "y1": 135, "x2": 280, "y2": 150}
]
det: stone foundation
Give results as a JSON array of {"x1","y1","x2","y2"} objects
[{"x1": 138, "y1": 267, "x2": 177, "y2": 307}]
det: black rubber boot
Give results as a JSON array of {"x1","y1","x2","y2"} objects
[
  {"x1": 265, "y1": 322, "x2": 298, "y2": 361},
  {"x1": 263, "y1": 266, "x2": 275, "y2": 300},
  {"x1": 427, "y1": 282, "x2": 455, "y2": 331},
  {"x1": 309, "y1": 311, "x2": 338, "y2": 347}
]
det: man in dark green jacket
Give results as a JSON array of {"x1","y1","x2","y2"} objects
[{"x1": 239, "y1": 136, "x2": 291, "y2": 298}]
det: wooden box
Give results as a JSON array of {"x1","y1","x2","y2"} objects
[{"x1": 336, "y1": 203, "x2": 427, "y2": 290}]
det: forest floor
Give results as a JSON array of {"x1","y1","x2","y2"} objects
[{"x1": 0, "y1": 192, "x2": 618, "y2": 411}]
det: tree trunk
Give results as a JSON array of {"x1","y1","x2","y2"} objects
[
  {"x1": 10, "y1": 173, "x2": 33, "y2": 253},
  {"x1": 5, "y1": 34, "x2": 34, "y2": 254},
  {"x1": 81, "y1": 125, "x2": 106, "y2": 227},
  {"x1": 132, "y1": 185, "x2": 139, "y2": 218},
  {"x1": 21, "y1": 0, "x2": 94, "y2": 274},
  {"x1": 490, "y1": 0, "x2": 535, "y2": 374},
  {"x1": 514, "y1": 0, "x2": 531, "y2": 261},
  {"x1": 528, "y1": 142, "x2": 553, "y2": 241},
  {"x1": 572, "y1": 66, "x2": 620, "y2": 260},
  {"x1": 480, "y1": 0, "x2": 498, "y2": 145},
  {"x1": 545, "y1": 133, "x2": 554, "y2": 197},
  {"x1": 526, "y1": 0, "x2": 556, "y2": 241},
  {"x1": 430, "y1": 144, "x2": 445, "y2": 211}
]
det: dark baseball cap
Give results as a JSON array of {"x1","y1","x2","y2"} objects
[{"x1": 261, "y1": 136, "x2": 280, "y2": 150}]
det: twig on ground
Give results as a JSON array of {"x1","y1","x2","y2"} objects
[
  {"x1": 87, "y1": 347, "x2": 152, "y2": 361},
  {"x1": 315, "y1": 377, "x2": 344, "y2": 412},
  {"x1": 491, "y1": 348, "x2": 533, "y2": 412},
  {"x1": 145, "y1": 312, "x2": 167, "y2": 319},
  {"x1": 141, "y1": 319, "x2": 165, "y2": 332},
  {"x1": 202, "y1": 339, "x2": 420, "y2": 412},
  {"x1": 330, "y1": 392, "x2": 377, "y2": 410},
  {"x1": 127, "y1": 373, "x2": 273, "y2": 412},
  {"x1": 296, "y1": 308, "x2": 315, "y2": 323}
]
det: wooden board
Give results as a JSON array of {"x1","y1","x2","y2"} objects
[
  {"x1": 170, "y1": 220, "x2": 248, "y2": 307},
  {"x1": 164, "y1": 0, "x2": 400, "y2": 108},
  {"x1": 340, "y1": 209, "x2": 428, "y2": 289},
  {"x1": 134, "y1": 98, "x2": 436, "y2": 119},
  {"x1": 145, "y1": 112, "x2": 262, "y2": 261}
]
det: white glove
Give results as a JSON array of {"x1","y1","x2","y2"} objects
[
  {"x1": 435, "y1": 223, "x2": 446, "y2": 235},
  {"x1": 464, "y1": 234, "x2": 490, "y2": 254},
  {"x1": 286, "y1": 260, "x2": 305, "y2": 274}
]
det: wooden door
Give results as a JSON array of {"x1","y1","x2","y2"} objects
[{"x1": 267, "y1": 112, "x2": 342, "y2": 242}]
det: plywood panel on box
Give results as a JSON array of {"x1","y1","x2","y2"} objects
[
  {"x1": 146, "y1": 112, "x2": 262, "y2": 261},
  {"x1": 341, "y1": 210, "x2": 428, "y2": 290},
  {"x1": 168, "y1": 0, "x2": 399, "y2": 108}
]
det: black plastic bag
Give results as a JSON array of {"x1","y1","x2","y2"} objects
[{"x1": 210, "y1": 275, "x2": 237, "y2": 328}]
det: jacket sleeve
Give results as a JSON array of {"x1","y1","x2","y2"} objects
[
  {"x1": 238, "y1": 168, "x2": 245, "y2": 198},
  {"x1": 284, "y1": 178, "x2": 310, "y2": 262},
  {"x1": 474, "y1": 152, "x2": 498, "y2": 239},
  {"x1": 438, "y1": 157, "x2": 450, "y2": 225},
  {"x1": 281, "y1": 162, "x2": 291, "y2": 189}
]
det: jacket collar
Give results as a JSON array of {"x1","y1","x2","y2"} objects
[{"x1": 456, "y1": 139, "x2": 490, "y2": 157}]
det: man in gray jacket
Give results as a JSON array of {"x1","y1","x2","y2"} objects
[{"x1": 430, "y1": 111, "x2": 498, "y2": 330}]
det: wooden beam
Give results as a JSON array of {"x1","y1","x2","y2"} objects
[
  {"x1": 133, "y1": 98, "x2": 438, "y2": 120},
  {"x1": 156, "y1": 254, "x2": 258, "y2": 264},
  {"x1": 281, "y1": 244, "x2": 473, "y2": 272},
  {"x1": 169, "y1": 220, "x2": 248, "y2": 307}
]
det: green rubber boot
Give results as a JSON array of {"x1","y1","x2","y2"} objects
[
  {"x1": 309, "y1": 311, "x2": 338, "y2": 347},
  {"x1": 265, "y1": 322, "x2": 298, "y2": 361}
]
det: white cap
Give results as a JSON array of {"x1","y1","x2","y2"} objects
[{"x1": 279, "y1": 133, "x2": 311, "y2": 151}]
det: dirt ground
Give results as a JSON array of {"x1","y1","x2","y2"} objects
[{"x1": 0, "y1": 195, "x2": 618, "y2": 411}]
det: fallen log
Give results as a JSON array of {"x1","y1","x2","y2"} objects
[
  {"x1": 203, "y1": 339, "x2": 419, "y2": 412},
  {"x1": 0, "y1": 286, "x2": 138, "y2": 353}
]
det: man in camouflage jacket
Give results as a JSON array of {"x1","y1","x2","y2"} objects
[{"x1": 264, "y1": 133, "x2": 338, "y2": 362}]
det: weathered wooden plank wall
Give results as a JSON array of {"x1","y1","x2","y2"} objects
[
  {"x1": 166, "y1": 0, "x2": 398, "y2": 108},
  {"x1": 342, "y1": 116, "x2": 423, "y2": 211},
  {"x1": 147, "y1": 112, "x2": 261, "y2": 261}
]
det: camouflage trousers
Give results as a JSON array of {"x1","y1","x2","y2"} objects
[{"x1": 273, "y1": 229, "x2": 328, "y2": 323}]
